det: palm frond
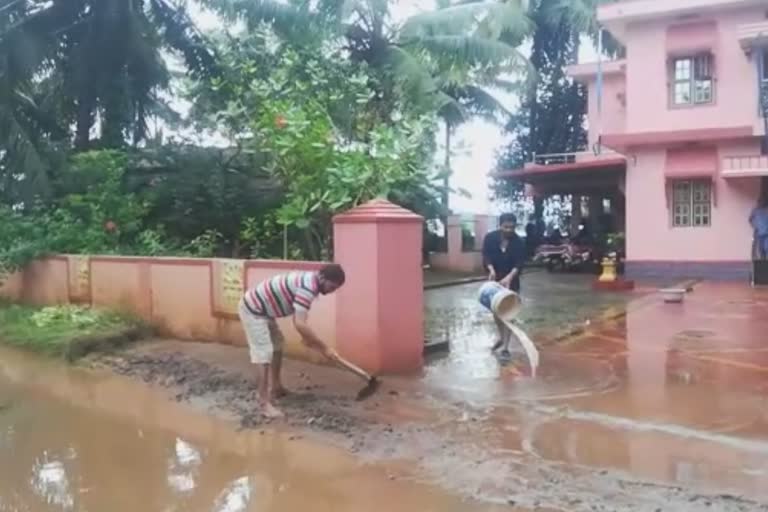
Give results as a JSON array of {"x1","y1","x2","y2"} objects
[
  {"x1": 436, "y1": 92, "x2": 468, "y2": 126},
  {"x1": 409, "y1": 35, "x2": 529, "y2": 72},
  {"x1": 543, "y1": 0, "x2": 595, "y2": 33},
  {"x1": 459, "y1": 84, "x2": 510, "y2": 119},
  {"x1": 148, "y1": 0, "x2": 220, "y2": 80},
  {"x1": 437, "y1": 83, "x2": 510, "y2": 126},
  {"x1": 474, "y1": 1, "x2": 531, "y2": 43},
  {"x1": 12, "y1": 87, "x2": 66, "y2": 138},
  {"x1": 401, "y1": 1, "x2": 530, "y2": 42},
  {"x1": 0, "y1": 91, "x2": 53, "y2": 201},
  {"x1": 491, "y1": 77, "x2": 524, "y2": 92},
  {"x1": 382, "y1": 45, "x2": 439, "y2": 109},
  {"x1": 200, "y1": 0, "x2": 325, "y2": 40},
  {"x1": 543, "y1": 0, "x2": 623, "y2": 57}
]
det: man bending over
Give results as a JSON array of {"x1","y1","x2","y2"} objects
[{"x1": 238, "y1": 264, "x2": 346, "y2": 418}]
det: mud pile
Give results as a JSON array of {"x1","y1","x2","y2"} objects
[{"x1": 97, "y1": 351, "x2": 363, "y2": 436}]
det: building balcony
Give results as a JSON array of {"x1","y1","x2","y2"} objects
[
  {"x1": 530, "y1": 150, "x2": 623, "y2": 168},
  {"x1": 495, "y1": 150, "x2": 627, "y2": 197},
  {"x1": 737, "y1": 20, "x2": 768, "y2": 54},
  {"x1": 721, "y1": 155, "x2": 768, "y2": 178}
]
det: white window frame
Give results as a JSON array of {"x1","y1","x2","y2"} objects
[
  {"x1": 671, "y1": 180, "x2": 712, "y2": 228},
  {"x1": 670, "y1": 53, "x2": 715, "y2": 107}
]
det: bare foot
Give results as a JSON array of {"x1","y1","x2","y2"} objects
[
  {"x1": 273, "y1": 387, "x2": 291, "y2": 399},
  {"x1": 260, "y1": 402, "x2": 284, "y2": 419}
]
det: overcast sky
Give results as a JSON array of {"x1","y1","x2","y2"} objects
[{"x1": 185, "y1": 1, "x2": 598, "y2": 215}]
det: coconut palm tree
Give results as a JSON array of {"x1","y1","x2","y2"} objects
[
  {"x1": 0, "y1": 0, "x2": 219, "y2": 203},
  {"x1": 0, "y1": 0, "x2": 70, "y2": 202},
  {"x1": 50, "y1": 0, "x2": 219, "y2": 150},
  {"x1": 201, "y1": 0, "x2": 531, "y2": 119},
  {"x1": 1, "y1": 0, "x2": 218, "y2": 152}
]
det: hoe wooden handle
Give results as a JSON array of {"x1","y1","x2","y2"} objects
[{"x1": 329, "y1": 350, "x2": 371, "y2": 381}]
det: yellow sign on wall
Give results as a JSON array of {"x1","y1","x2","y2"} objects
[
  {"x1": 215, "y1": 259, "x2": 244, "y2": 316},
  {"x1": 68, "y1": 256, "x2": 90, "y2": 302}
]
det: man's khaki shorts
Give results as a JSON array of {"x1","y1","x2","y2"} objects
[{"x1": 238, "y1": 299, "x2": 285, "y2": 364}]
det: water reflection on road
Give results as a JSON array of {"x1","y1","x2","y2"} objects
[
  {"x1": 419, "y1": 279, "x2": 768, "y2": 504},
  {"x1": 0, "y1": 347, "x2": 504, "y2": 512}
]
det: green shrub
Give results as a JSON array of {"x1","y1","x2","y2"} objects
[{"x1": 0, "y1": 303, "x2": 146, "y2": 360}]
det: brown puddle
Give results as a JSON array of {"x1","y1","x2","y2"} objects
[{"x1": 0, "y1": 346, "x2": 511, "y2": 512}]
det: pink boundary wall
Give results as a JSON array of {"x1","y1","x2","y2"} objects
[
  {"x1": 0, "y1": 200, "x2": 425, "y2": 375},
  {"x1": 428, "y1": 214, "x2": 496, "y2": 273}
]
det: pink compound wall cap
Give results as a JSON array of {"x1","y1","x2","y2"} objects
[{"x1": 332, "y1": 198, "x2": 423, "y2": 224}]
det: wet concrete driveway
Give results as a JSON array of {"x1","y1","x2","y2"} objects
[
  {"x1": 425, "y1": 271, "x2": 644, "y2": 346},
  {"x1": 419, "y1": 279, "x2": 768, "y2": 509}
]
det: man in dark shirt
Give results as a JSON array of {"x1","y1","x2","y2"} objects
[{"x1": 482, "y1": 213, "x2": 526, "y2": 356}]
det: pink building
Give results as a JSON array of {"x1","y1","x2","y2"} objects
[{"x1": 499, "y1": 0, "x2": 768, "y2": 281}]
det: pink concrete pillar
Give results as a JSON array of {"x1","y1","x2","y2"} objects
[
  {"x1": 446, "y1": 215, "x2": 463, "y2": 266},
  {"x1": 333, "y1": 199, "x2": 424, "y2": 375}
]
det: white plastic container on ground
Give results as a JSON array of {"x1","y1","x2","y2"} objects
[{"x1": 660, "y1": 288, "x2": 686, "y2": 303}]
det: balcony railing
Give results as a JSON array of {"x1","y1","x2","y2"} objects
[
  {"x1": 531, "y1": 148, "x2": 622, "y2": 166},
  {"x1": 722, "y1": 155, "x2": 768, "y2": 178},
  {"x1": 533, "y1": 152, "x2": 577, "y2": 166},
  {"x1": 738, "y1": 20, "x2": 768, "y2": 53}
]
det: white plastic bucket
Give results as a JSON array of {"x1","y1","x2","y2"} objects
[
  {"x1": 478, "y1": 281, "x2": 538, "y2": 376},
  {"x1": 478, "y1": 281, "x2": 522, "y2": 321}
]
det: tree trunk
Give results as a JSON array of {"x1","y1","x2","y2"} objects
[
  {"x1": 283, "y1": 225, "x2": 288, "y2": 260},
  {"x1": 442, "y1": 123, "x2": 451, "y2": 211},
  {"x1": 74, "y1": 96, "x2": 94, "y2": 151},
  {"x1": 303, "y1": 229, "x2": 320, "y2": 261}
]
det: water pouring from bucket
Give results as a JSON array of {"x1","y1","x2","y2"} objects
[{"x1": 478, "y1": 281, "x2": 540, "y2": 376}]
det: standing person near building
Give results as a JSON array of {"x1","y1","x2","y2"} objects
[
  {"x1": 482, "y1": 213, "x2": 527, "y2": 356},
  {"x1": 525, "y1": 218, "x2": 538, "y2": 258},
  {"x1": 238, "y1": 264, "x2": 346, "y2": 418},
  {"x1": 749, "y1": 196, "x2": 768, "y2": 259}
]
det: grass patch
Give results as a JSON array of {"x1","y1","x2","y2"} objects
[{"x1": 0, "y1": 302, "x2": 149, "y2": 361}]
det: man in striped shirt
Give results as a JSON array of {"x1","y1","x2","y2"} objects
[{"x1": 238, "y1": 263, "x2": 346, "y2": 418}]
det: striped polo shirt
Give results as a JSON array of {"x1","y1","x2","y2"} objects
[{"x1": 243, "y1": 271, "x2": 320, "y2": 318}]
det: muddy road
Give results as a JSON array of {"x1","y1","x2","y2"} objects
[{"x1": 86, "y1": 338, "x2": 768, "y2": 512}]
